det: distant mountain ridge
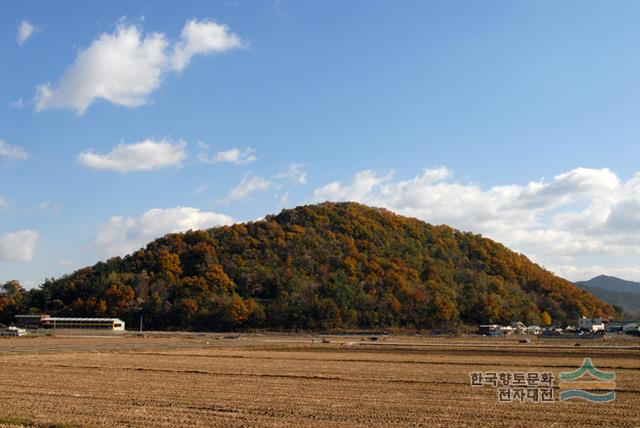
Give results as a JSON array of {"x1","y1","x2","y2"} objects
[
  {"x1": 575, "y1": 275, "x2": 640, "y2": 316},
  {"x1": 575, "y1": 275, "x2": 640, "y2": 294}
]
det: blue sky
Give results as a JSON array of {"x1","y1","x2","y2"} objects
[{"x1": 1, "y1": 0, "x2": 639, "y2": 286}]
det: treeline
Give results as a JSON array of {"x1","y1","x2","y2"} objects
[{"x1": 0, "y1": 202, "x2": 615, "y2": 331}]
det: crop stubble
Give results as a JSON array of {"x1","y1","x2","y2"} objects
[{"x1": 0, "y1": 335, "x2": 638, "y2": 427}]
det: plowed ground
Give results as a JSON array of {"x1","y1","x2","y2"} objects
[{"x1": 0, "y1": 334, "x2": 638, "y2": 427}]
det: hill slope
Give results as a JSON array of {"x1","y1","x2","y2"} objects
[
  {"x1": 575, "y1": 276, "x2": 640, "y2": 316},
  {"x1": 3, "y1": 202, "x2": 614, "y2": 330}
]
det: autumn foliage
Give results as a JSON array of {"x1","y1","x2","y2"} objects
[{"x1": 1, "y1": 202, "x2": 615, "y2": 330}]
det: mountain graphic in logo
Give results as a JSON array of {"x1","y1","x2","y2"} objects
[{"x1": 559, "y1": 358, "x2": 615, "y2": 402}]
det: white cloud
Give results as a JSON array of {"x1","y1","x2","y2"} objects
[
  {"x1": 276, "y1": 163, "x2": 307, "y2": 184},
  {"x1": 171, "y1": 19, "x2": 243, "y2": 72},
  {"x1": 17, "y1": 20, "x2": 38, "y2": 45},
  {"x1": 94, "y1": 206, "x2": 234, "y2": 256},
  {"x1": 314, "y1": 167, "x2": 640, "y2": 281},
  {"x1": 221, "y1": 174, "x2": 272, "y2": 203},
  {"x1": 34, "y1": 19, "x2": 242, "y2": 114},
  {"x1": 0, "y1": 230, "x2": 38, "y2": 262},
  {"x1": 34, "y1": 24, "x2": 168, "y2": 114},
  {"x1": 314, "y1": 169, "x2": 393, "y2": 201},
  {"x1": 198, "y1": 147, "x2": 256, "y2": 164},
  {"x1": 0, "y1": 198, "x2": 8, "y2": 210},
  {"x1": 78, "y1": 139, "x2": 186, "y2": 173},
  {"x1": 0, "y1": 140, "x2": 28, "y2": 160}
]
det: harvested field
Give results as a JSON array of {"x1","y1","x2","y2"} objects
[{"x1": 0, "y1": 334, "x2": 638, "y2": 427}]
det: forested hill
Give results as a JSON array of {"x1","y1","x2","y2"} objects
[{"x1": 1, "y1": 202, "x2": 615, "y2": 330}]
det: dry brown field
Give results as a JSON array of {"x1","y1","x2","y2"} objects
[{"x1": 0, "y1": 333, "x2": 638, "y2": 427}]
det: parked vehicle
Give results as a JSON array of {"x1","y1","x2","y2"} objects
[{"x1": 0, "y1": 326, "x2": 28, "y2": 337}]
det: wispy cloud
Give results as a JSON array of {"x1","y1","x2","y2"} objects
[
  {"x1": 57, "y1": 259, "x2": 76, "y2": 268},
  {"x1": 38, "y1": 202, "x2": 60, "y2": 213},
  {"x1": 198, "y1": 147, "x2": 257, "y2": 165},
  {"x1": 219, "y1": 163, "x2": 307, "y2": 204},
  {"x1": 273, "y1": 0, "x2": 289, "y2": 17},
  {"x1": 0, "y1": 140, "x2": 28, "y2": 160},
  {"x1": 194, "y1": 182, "x2": 209, "y2": 195},
  {"x1": 220, "y1": 174, "x2": 272, "y2": 203},
  {"x1": 276, "y1": 162, "x2": 307, "y2": 184},
  {"x1": 17, "y1": 20, "x2": 39, "y2": 46},
  {"x1": 278, "y1": 192, "x2": 289, "y2": 206},
  {"x1": 10, "y1": 98, "x2": 26, "y2": 109}
]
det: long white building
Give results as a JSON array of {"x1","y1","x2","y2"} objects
[
  {"x1": 41, "y1": 317, "x2": 125, "y2": 331},
  {"x1": 15, "y1": 315, "x2": 125, "y2": 331}
]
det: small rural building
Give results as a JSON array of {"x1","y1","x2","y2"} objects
[
  {"x1": 478, "y1": 324, "x2": 502, "y2": 336},
  {"x1": 622, "y1": 323, "x2": 639, "y2": 333},
  {"x1": 527, "y1": 325, "x2": 542, "y2": 335},
  {"x1": 510, "y1": 321, "x2": 528, "y2": 335},
  {"x1": 606, "y1": 324, "x2": 623, "y2": 333},
  {"x1": 578, "y1": 316, "x2": 605, "y2": 332},
  {"x1": 499, "y1": 325, "x2": 514, "y2": 335}
]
